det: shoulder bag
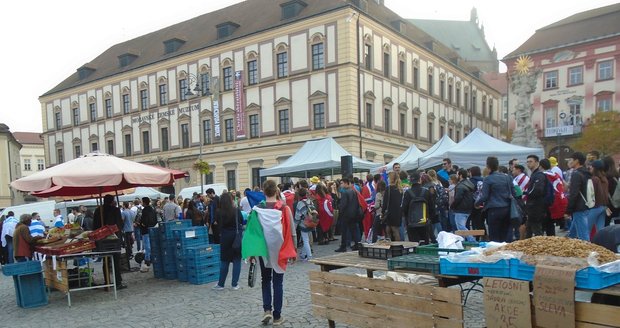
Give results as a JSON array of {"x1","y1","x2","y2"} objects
[{"x1": 232, "y1": 210, "x2": 242, "y2": 250}]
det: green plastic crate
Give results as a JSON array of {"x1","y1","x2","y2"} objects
[
  {"x1": 387, "y1": 254, "x2": 441, "y2": 274},
  {"x1": 415, "y1": 242, "x2": 479, "y2": 256}
]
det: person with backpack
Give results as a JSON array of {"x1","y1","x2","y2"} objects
[
  {"x1": 427, "y1": 169, "x2": 449, "y2": 233},
  {"x1": 589, "y1": 160, "x2": 609, "y2": 236},
  {"x1": 524, "y1": 155, "x2": 549, "y2": 238},
  {"x1": 294, "y1": 187, "x2": 317, "y2": 261},
  {"x1": 565, "y1": 152, "x2": 595, "y2": 241},
  {"x1": 540, "y1": 159, "x2": 568, "y2": 235},
  {"x1": 402, "y1": 172, "x2": 433, "y2": 244},
  {"x1": 450, "y1": 169, "x2": 476, "y2": 242}
]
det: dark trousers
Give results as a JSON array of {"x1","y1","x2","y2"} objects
[
  {"x1": 468, "y1": 208, "x2": 487, "y2": 241},
  {"x1": 487, "y1": 207, "x2": 510, "y2": 242},
  {"x1": 407, "y1": 226, "x2": 429, "y2": 244},
  {"x1": 124, "y1": 232, "x2": 134, "y2": 258},
  {"x1": 209, "y1": 223, "x2": 220, "y2": 244},
  {"x1": 340, "y1": 219, "x2": 360, "y2": 249},
  {"x1": 259, "y1": 257, "x2": 284, "y2": 320},
  {"x1": 526, "y1": 205, "x2": 545, "y2": 237},
  {"x1": 543, "y1": 210, "x2": 556, "y2": 236}
]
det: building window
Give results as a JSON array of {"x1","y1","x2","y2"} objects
[
  {"x1": 223, "y1": 67, "x2": 233, "y2": 91},
  {"x1": 278, "y1": 109, "x2": 289, "y2": 134},
  {"x1": 74, "y1": 145, "x2": 81, "y2": 158},
  {"x1": 55, "y1": 112, "x2": 61, "y2": 130},
  {"x1": 440, "y1": 80, "x2": 445, "y2": 101},
  {"x1": 122, "y1": 94, "x2": 130, "y2": 114},
  {"x1": 89, "y1": 103, "x2": 97, "y2": 122},
  {"x1": 384, "y1": 108, "x2": 390, "y2": 133},
  {"x1": 181, "y1": 123, "x2": 190, "y2": 148},
  {"x1": 440, "y1": 125, "x2": 445, "y2": 137},
  {"x1": 449, "y1": 128, "x2": 453, "y2": 139},
  {"x1": 428, "y1": 73, "x2": 433, "y2": 95},
  {"x1": 482, "y1": 98, "x2": 487, "y2": 117},
  {"x1": 448, "y1": 84, "x2": 453, "y2": 104},
  {"x1": 107, "y1": 140, "x2": 114, "y2": 155},
  {"x1": 202, "y1": 120, "x2": 211, "y2": 145},
  {"x1": 399, "y1": 60, "x2": 405, "y2": 84},
  {"x1": 249, "y1": 114, "x2": 259, "y2": 138},
  {"x1": 383, "y1": 52, "x2": 390, "y2": 78},
  {"x1": 597, "y1": 60, "x2": 613, "y2": 80},
  {"x1": 544, "y1": 71, "x2": 558, "y2": 89},
  {"x1": 568, "y1": 66, "x2": 583, "y2": 86},
  {"x1": 37, "y1": 159, "x2": 44, "y2": 171},
  {"x1": 464, "y1": 90, "x2": 469, "y2": 110},
  {"x1": 545, "y1": 106, "x2": 558, "y2": 128},
  {"x1": 105, "y1": 99, "x2": 112, "y2": 118},
  {"x1": 489, "y1": 102, "x2": 494, "y2": 120},
  {"x1": 159, "y1": 84, "x2": 168, "y2": 105},
  {"x1": 428, "y1": 122, "x2": 434, "y2": 143},
  {"x1": 569, "y1": 103, "x2": 582, "y2": 125},
  {"x1": 142, "y1": 131, "x2": 150, "y2": 154},
  {"x1": 140, "y1": 90, "x2": 148, "y2": 110},
  {"x1": 413, "y1": 66, "x2": 419, "y2": 90},
  {"x1": 312, "y1": 43, "x2": 324, "y2": 70},
  {"x1": 597, "y1": 97, "x2": 612, "y2": 112},
  {"x1": 364, "y1": 44, "x2": 372, "y2": 70},
  {"x1": 24, "y1": 159, "x2": 31, "y2": 171},
  {"x1": 91, "y1": 142, "x2": 98, "y2": 152},
  {"x1": 161, "y1": 127, "x2": 169, "y2": 151},
  {"x1": 365, "y1": 103, "x2": 372, "y2": 128},
  {"x1": 456, "y1": 86, "x2": 461, "y2": 107},
  {"x1": 225, "y1": 118, "x2": 234, "y2": 142},
  {"x1": 313, "y1": 103, "x2": 325, "y2": 129},
  {"x1": 57, "y1": 148, "x2": 64, "y2": 164},
  {"x1": 72, "y1": 108, "x2": 79, "y2": 126},
  {"x1": 201, "y1": 73, "x2": 210, "y2": 96},
  {"x1": 205, "y1": 171, "x2": 214, "y2": 184},
  {"x1": 124, "y1": 134, "x2": 132, "y2": 156},
  {"x1": 248, "y1": 60, "x2": 258, "y2": 85},
  {"x1": 227, "y1": 170, "x2": 236, "y2": 190},
  {"x1": 251, "y1": 168, "x2": 262, "y2": 190},
  {"x1": 399, "y1": 113, "x2": 405, "y2": 136},
  {"x1": 456, "y1": 130, "x2": 460, "y2": 142},
  {"x1": 413, "y1": 117, "x2": 419, "y2": 139},
  {"x1": 277, "y1": 52, "x2": 288, "y2": 78},
  {"x1": 472, "y1": 93, "x2": 477, "y2": 112},
  {"x1": 179, "y1": 79, "x2": 188, "y2": 101}
]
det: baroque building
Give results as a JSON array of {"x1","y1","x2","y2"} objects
[{"x1": 40, "y1": 0, "x2": 501, "y2": 191}]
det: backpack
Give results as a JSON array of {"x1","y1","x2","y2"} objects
[
  {"x1": 296, "y1": 199, "x2": 319, "y2": 229},
  {"x1": 134, "y1": 206, "x2": 143, "y2": 225},
  {"x1": 434, "y1": 183, "x2": 448, "y2": 212},
  {"x1": 406, "y1": 187, "x2": 429, "y2": 227},
  {"x1": 544, "y1": 172, "x2": 567, "y2": 219},
  {"x1": 543, "y1": 177, "x2": 555, "y2": 207}
]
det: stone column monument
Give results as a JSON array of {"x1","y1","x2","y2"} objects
[{"x1": 510, "y1": 56, "x2": 541, "y2": 148}]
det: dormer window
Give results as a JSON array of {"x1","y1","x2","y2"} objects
[
  {"x1": 118, "y1": 53, "x2": 138, "y2": 67},
  {"x1": 280, "y1": 0, "x2": 307, "y2": 20},
  {"x1": 217, "y1": 22, "x2": 240, "y2": 39},
  {"x1": 164, "y1": 38, "x2": 185, "y2": 54},
  {"x1": 77, "y1": 66, "x2": 96, "y2": 80}
]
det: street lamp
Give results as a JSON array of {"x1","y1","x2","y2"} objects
[{"x1": 184, "y1": 73, "x2": 209, "y2": 97}]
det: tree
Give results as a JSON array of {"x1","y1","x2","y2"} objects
[{"x1": 571, "y1": 111, "x2": 620, "y2": 156}]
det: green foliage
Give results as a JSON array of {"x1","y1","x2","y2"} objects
[
  {"x1": 571, "y1": 111, "x2": 620, "y2": 156},
  {"x1": 192, "y1": 159, "x2": 210, "y2": 175}
]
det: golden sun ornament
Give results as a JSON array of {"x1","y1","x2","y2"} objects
[{"x1": 514, "y1": 55, "x2": 533, "y2": 75}]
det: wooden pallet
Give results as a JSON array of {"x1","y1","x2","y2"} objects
[{"x1": 310, "y1": 271, "x2": 464, "y2": 328}]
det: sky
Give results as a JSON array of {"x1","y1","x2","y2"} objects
[{"x1": 1, "y1": 0, "x2": 617, "y2": 133}]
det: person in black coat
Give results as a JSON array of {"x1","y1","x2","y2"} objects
[
  {"x1": 382, "y1": 172, "x2": 403, "y2": 241},
  {"x1": 93, "y1": 194, "x2": 126, "y2": 289},
  {"x1": 212, "y1": 192, "x2": 243, "y2": 290},
  {"x1": 335, "y1": 178, "x2": 362, "y2": 252}
]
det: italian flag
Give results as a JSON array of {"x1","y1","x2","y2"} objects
[{"x1": 241, "y1": 201, "x2": 297, "y2": 273}]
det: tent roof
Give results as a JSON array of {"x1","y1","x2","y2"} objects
[
  {"x1": 421, "y1": 128, "x2": 544, "y2": 169},
  {"x1": 372, "y1": 144, "x2": 424, "y2": 174},
  {"x1": 260, "y1": 137, "x2": 377, "y2": 177}
]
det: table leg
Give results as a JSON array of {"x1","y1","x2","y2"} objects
[
  {"x1": 111, "y1": 255, "x2": 117, "y2": 300},
  {"x1": 366, "y1": 269, "x2": 374, "y2": 278}
]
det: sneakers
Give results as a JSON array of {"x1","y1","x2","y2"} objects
[
  {"x1": 273, "y1": 317, "x2": 285, "y2": 326},
  {"x1": 334, "y1": 247, "x2": 347, "y2": 253},
  {"x1": 231, "y1": 285, "x2": 241, "y2": 291},
  {"x1": 212, "y1": 284, "x2": 225, "y2": 291},
  {"x1": 262, "y1": 311, "x2": 272, "y2": 325}
]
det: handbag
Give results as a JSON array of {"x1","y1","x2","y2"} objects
[
  {"x1": 232, "y1": 210, "x2": 242, "y2": 250},
  {"x1": 508, "y1": 177, "x2": 523, "y2": 224}
]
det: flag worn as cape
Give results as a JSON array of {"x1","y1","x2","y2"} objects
[{"x1": 241, "y1": 201, "x2": 296, "y2": 273}]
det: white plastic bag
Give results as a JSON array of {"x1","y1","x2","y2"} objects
[{"x1": 436, "y1": 231, "x2": 464, "y2": 255}]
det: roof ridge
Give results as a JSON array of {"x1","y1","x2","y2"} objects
[{"x1": 538, "y1": 3, "x2": 620, "y2": 31}]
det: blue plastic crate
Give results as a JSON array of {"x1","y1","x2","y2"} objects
[
  {"x1": 187, "y1": 269, "x2": 219, "y2": 285},
  {"x1": 187, "y1": 253, "x2": 219, "y2": 267},
  {"x1": 163, "y1": 269, "x2": 177, "y2": 280},
  {"x1": 173, "y1": 226, "x2": 208, "y2": 241},
  {"x1": 2, "y1": 261, "x2": 42, "y2": 276},
  {"x1": 439, "y1": 257, "x2": 511, "y2": 277},
  {"x1": 509, "y1": 259, "x2": 620, "y2": 290},
  {"x1": 163, "y1": 261, "x2": 177, "y2": 272},
  {"x1": 153, "y1": 265, "x2": 164, "y2": 279},
  {"x1": 177, "y1": 237, "x2": 209, "y2": 253},
  {"x1": 13, "y1": 272, "x2": 48, "y2": 308},
  {"x1": 159, "y1": 220, "x2": 192, "y2": 240},
  {"x1": 185, "y1": 244, "x2": 220, "y2": 258},
  {"x1": 177, "y1": 268, "x2": 188, "y2": 282},
  {"x1": 187, "y1": 261, "x2": 220, "y2": 274}
]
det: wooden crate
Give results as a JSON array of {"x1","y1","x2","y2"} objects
[
  {"x1": 575, "y1": 302, "x2": 620, "y2": 327},
  {"x1": 309, "y1": 271, "x2": 463, "y2": 328},
  {"x1": 43, "y1": 259, "x2": 69, "y2": 293}
]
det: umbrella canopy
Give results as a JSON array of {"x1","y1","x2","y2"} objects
[{"x1": 11, "y1": 152, "x2": 178, "y2": 197}]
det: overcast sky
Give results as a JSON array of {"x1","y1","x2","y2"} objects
[{"x1": 1, "y1": 0, "x2": 617, "y2": 133}]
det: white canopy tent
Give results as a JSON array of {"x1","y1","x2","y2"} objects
[
  {"x1": 371, "y1": 144, "x2": 424, "y2": 174},
  {"x1": 420, "y1": 128, "x2": 545, "y2": 170},
  {"x1": 260, "y1": 137, "x2": 377, "y2": 177},
  {"x1": 406, "y1": 134, "x2": 457, "y2": 171}
]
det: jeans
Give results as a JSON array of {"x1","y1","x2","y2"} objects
[
  {"x1": 589, "y1": 206, "x2": 606, "y2": 235},
  {"x1": 449, "y1": 211, "x2": 456, "y2": 233},
  {"x1": 571, "y1": 209, "x2": 591, "y2": 241},
  {"x1": 454, "y1": 212, "x2": 475, "y2": 242},
  {"x1": 439, "y1": 208, "x2": 451, "y2": 232},
  {"x1": 6, "y1": 236, "x2": 14, "y2": 264},
  {"x1": 218, "y1": 259, "x2": 241, "y2": 287},
  {"x1": 299, "y1": 230, "x2": 312, "y2": 259},
  {"x1": 142, "y1": 233, "x2": 151, "y2": 262},
  {"x1": 259, "y1": 257, "x2": 284, "y2": 320},
  {"x1": 134, "y1": 228, "x2": 142, "y2": 251},
  {"x1": 486, "y1": 207, "x2": 510, "y2": 242}
]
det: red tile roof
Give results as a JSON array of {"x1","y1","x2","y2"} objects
[{"x1": 13, "y1": 132, "x2": 43, "y2": 145}]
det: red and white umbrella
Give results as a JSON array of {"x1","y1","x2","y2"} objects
[{"x1": 11, "y1": 152, "x2": 183, "y2": 197}]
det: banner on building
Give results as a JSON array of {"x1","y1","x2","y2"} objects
[
  {"x1": 234, "y1": 70, "x2": 246, "y2": 139},
  {"x1": 213, "y1": 99, "x2": 221, "y2": 138}
]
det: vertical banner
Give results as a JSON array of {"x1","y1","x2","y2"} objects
[
  {"x1": 213, "y1": 99, "x2": 221, "y2": 138},
  {"x1": 234, "y1": 70, "x2": 246, "y2": 139}
]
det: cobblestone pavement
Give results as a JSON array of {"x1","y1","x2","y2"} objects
[{"x1": 1, "y1": 241, "x2": 485, "y2": 328}]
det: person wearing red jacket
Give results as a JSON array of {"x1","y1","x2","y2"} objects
[
  {"x1": 314, "y1": 183, "x2": 334, "y2": 245},
  {"x1": 360, "y1": 174, "x2": 376, "y2": 239}
]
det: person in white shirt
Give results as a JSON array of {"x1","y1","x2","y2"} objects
[
  {"x1": 130, "y1": 198, "x2": 144, "y2": 251},
  {"x1": 53, "y1": 209, "x2": 64, "y2": 228},
  {"x1": 29, "y1": 212, "x2": 46, "y2": 237},
  {"x1": 67, "y1": 208, "x2": 77, "y2": 224},
  {"x1": 239, "y1": 188, "x2": 252, "y2": 213},
  {"x1": 512, "y1": 164, "x2": 530, "y2": 191},
  {"x1": 1, "y1": 211, "x2": 18, "y2": 264},
  {"x1": 162, "y1": 195, "x2": 182, "y2": 221}
]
